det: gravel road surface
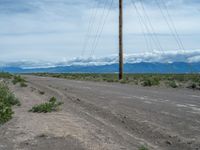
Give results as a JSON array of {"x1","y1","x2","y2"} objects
[{"x1": 0, "y1": 75, "x2": 200, "y2": 150}]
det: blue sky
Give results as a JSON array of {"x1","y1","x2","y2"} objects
[{"x1": 0, "y1": 0, "x2": 200, "y2": 64}]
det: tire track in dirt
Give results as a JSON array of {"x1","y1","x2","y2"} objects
[
  {"x1": 27, "y1": 76, "x2": 200, "y2": 150},
  {"x1": 28, "y1": 77, "x2": 148, "y2": 149}
]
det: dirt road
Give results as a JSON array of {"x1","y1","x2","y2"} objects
[{"x1": 0, "y1": 75, "x2": 200, "y2": 150}]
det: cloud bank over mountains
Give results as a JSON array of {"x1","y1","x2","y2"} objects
[{"x1": 1, "y1": 50, "x2": 200, "y2": 69}]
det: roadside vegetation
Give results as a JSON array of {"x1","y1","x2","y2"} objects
[
  {"x1": 0, "y1": 72, "x2": 28, "y2": 88},
  {"x1": 12, "y1": 75, "x2": 28, "y2": 87},
  {"x1": 33, "y1": 73, "x2": 200, "y2": 90},
  {"x1": 0, "y1": 83, "x2": 20, "y2": 125},
  {"x1": 139, "y1": 145, "x2": 149, "y2": 150},
  {"x1": 0, "y1": 72, "x2": 13, "y2": 79},
  {"x1": 29, "y1": 97, "x2": 63, "y2": 113}
]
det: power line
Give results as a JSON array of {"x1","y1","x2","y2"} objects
[
  {"x1": 130, "y1": 0, "x2": 163, "y2": 54},
  {"x1": 158, "y1": 0, "x2": 195, "y2": 73},
  {"x1": 81, "y1": 1, "x2": 99, "y2": 57},
  {"x1": 139, "y1": 0, "x2": 165, "y2": 54},
  {"x1": 154, "y1": 0, "x2": 183, "y2": 50},
  {"x1": 160, "y1": 0, "x2": 185, "y2": 50},
  {"x1": 91, "y1": 0, "x2": 114, "y2": 56},
  {"x1": 131, "y1": 0, "x2": 164, "y2": 53},
  {"x1": 89, "y1": 0, "x2": 110, "y2": 57},
  {"x1": 130, "y1": 0, "x2": 153, "y2": 52}
]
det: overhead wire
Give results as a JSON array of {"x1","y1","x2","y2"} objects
[
  {"x1": 157, "y1": 0, "x2": 195, "y2": 73},
  {"x1": 130, "y1": 0, "x2": 175, "y2": 73},
  {"x1": 138, "y1": 0, "x2": 165, "y2": 54},
  {"x1": 89, "y1": 0, "x2": 110, "y2": 57},
  {"x1": 81, "y1": 1, "x2": 99, "y2": 57},
  {"x1": 139, "y1": 16, "x2": 153, "y2": 53},
  {"x1": 130, "y1": 0, "x2": 162, "y2": 54},
  {"x1": 91, "y1": 0, "x2": 114, "y2": 57},
  {"x1": 160, "y1": 0, "x2": 185, "y2": 50},
  {"x1": 154, "y1": 0, "x2": 183, "y2": 50},
  {"x1": 130, "y1": 0, "x2": 153, "y2": 52}
]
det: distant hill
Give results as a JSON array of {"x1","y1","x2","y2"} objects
[{"x1": 0, "y1": 62, "x2": 200, "y2": 73}]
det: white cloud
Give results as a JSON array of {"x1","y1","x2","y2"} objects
[{"x1": 1, "y1": 49, "x2": 200, "y2": 68}]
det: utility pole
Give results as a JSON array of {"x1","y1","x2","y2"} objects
[{"x1": 119, "y1": 0, "x2": 123, "y2": 80}]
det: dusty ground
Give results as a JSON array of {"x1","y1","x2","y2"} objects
[{"x1": 0, "y1": 75, "x2": 200, "y2": 150}]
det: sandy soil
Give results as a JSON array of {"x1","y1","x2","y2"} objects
[{"x1": 0, "y1": 75, "x2": 200, "y2": 150}]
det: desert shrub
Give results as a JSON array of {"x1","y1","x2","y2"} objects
[
  {"x1": 0, "y1": 102, "x2": 13, "y2": 124},
  {"x1": 142, "y1": 79, "x2": 152, "y2": 87},
  {"x1": 187, "y1": 83, "x2": 197, "y2": 90},
  {"x1": 5, "y1": 93, "x2": 21, "y2": 106},
  {"x1": 39, "y1": 91, "x2": 45, "y2": 95},
  {"x1": 0, "y1": 84, "x2": 20, "y2": 106},
  {"x1": 168, "y1": 81, "x2": 178, "y2": 88},
  {"x1": 29, "y1": 97, "x2": 63, "y2": 113},
  {"x1": 152, "y1": 77, "x2": 160, "y2": 86},
  {"x1": 142, "y1": 78, "x2": 160, "y2": 87},
  {"x1": 0, "y1": 83, "x2": 20, "y2": 124},
  {"x1": 0, "y1": 72, "x2": 12, "y2": 79},
  {"x1": 20, "y1": 82, "x2": 28, "y2": 87},
  {"x1": 139, "y1": 145, "x2": 148, "y2": 150},
  {"x1": 12, "y1": 75, "x2": 27, "y2": 87},
  {"x1": 12, "y1": 75, "x2": 25, "y2": 84}
]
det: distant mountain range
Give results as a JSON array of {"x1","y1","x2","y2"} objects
[{"x1": 0, "y1": 62, "x2": 200, "y2": 73}]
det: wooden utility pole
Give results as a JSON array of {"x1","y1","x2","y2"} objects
[{"x1": 119, "y1": 0, "x2": 123, "y2": 80}]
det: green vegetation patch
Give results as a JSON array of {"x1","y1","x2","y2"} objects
[
  {"x1": 0, "y1": 72, "x2": 13, "y2": 79},
  {"x1": 0, "y1": 102, "x2": 13, "y2": 124},
  {"x1": 139, "y1": 145, "x2": 149, "y2": 150},
  {"x1": 12, "y1": 75, "x2": 28, "y2": 87},
  {"x1": 0, "y1": 83, "x2": 20, "y2": 124},
  {"x1": 33, "y1": 73, "x2": 200, "y2": 90},
  {"x1": 167, "y1": 81, "x2": 178, "y2": 88},
  {"x1": 142, "y1": 77, "x2": 160, "y2": 87},
  {"x1": 29, "y1": 97, "x2": 63, "y2": 113}
]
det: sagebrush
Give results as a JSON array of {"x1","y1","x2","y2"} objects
[
  {"x1": 0, "y1": 83, "x2": 20, "y2": 124},
  {"x1": 139, "y1": 145, "x2": 148, "y2": 150},
  {"x1": 29, "y1": 97, "x2": 63, "y2": 113},
  {"x1": 12, "y1": 75, "x2": 28, "y2": 87}
]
